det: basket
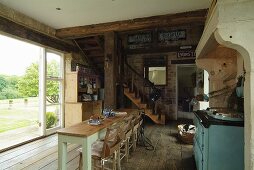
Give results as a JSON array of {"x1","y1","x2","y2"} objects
[{"x1": 177, "y1": 124, "x2": 195, "y2": 144}]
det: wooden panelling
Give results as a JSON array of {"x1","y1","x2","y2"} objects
[
  {"x1": 65, "y1": 101, "x2": 103, "y2": 127},
  {"x1": 65, "y1": 103, "x2": 83, "y2": 127},
  {"x1": 65, "y1": 72, "x2": 78, "y2": 103}
]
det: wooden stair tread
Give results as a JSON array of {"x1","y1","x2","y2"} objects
[
  {"x1": 124, "y1": 88, "x2": 142, "y2": 105},
  {"x1": 145, "y1": 109, "x2": 165, "y2": 125},
  {"x1": 124, "y1": 88, "x2": 165, "y2": 125}
]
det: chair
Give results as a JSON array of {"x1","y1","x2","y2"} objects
[
  {"x1": 131, "y1": 114, "x2": 142, "y2": 151},
  {"x1": 118, "y1": 115, "x2": 133, "y2": 162},
  {"x1": 78, "y1": 127, "x2": 122, "y2": 170}
]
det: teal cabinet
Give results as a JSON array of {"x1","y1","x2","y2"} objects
[{"x1": 193, "y1": 112, "x2": 244, "y2": 170}]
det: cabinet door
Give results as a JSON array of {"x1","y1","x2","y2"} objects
[
  {"x1": 65, "y1": 73, "x2": 78, "y2": 102},
  {"x1": 194, "y1": 138, "x2": 203, "y2": 170},
  {"x1": 65, "y1": 103, "x2": 82, "y2": 127}
]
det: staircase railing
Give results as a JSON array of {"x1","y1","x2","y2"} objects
[{"x1": 124, "y1": 59, "x2": 162, "y2": 119}]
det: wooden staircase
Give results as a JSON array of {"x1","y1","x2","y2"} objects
[
  {"x1": 73, "y1": 36, "x2": 166, "y2": 125},
  {"x1": 124, "y1": 87, "x2": 165, "y2": 125},
  {"x1": 123, "y1": 58, "x2": 166, "y2": 125}
]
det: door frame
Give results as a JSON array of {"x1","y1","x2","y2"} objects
[{"x1": 176, "y1": 64, "x2": 196, "y2": 119}]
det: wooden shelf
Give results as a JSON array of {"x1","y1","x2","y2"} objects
[{"x1": 65, "y1": 70, "x2": 102, "y2": 127}]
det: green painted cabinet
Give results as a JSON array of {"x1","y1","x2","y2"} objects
[{"x1": 193, "y1": 112, "x2": 244, "y2": 170}]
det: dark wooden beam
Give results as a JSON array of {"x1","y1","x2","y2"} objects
[
  {"x1": 56, "y1": 9, "x2": 207, "y2": 39},
  {"x1": 0, "y1": 16, "x2": 78, "y2": 52},
  {"x1": 124, "y1": 45, "x2": 197, "y2": 55},
  {"x1": 104, "y1": 32, "x2": 117, "y2": 108}
]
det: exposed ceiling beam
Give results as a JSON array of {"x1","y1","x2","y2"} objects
[
  {"x1": 56, "y1": 9, "x2": 207, "y2": 39},
  {"x1": 124, "y1": 45, "x2": 197, "y2": 55},
  {"x1": 0, "y1": 16, "x2": 78, "y2": 52}
]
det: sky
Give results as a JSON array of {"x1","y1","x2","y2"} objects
[{"x1": 0, "y1": 34, "x2": 42, "y2": 76}]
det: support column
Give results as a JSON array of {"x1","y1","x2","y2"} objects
[
  {"x1": 244, "y1": 70, "x2": 254, "y2": 170},
  {"x1": 104, "y1": 32, "x2": 117, "y2": 109}
]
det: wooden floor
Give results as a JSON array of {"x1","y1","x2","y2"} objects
[
  {"x1": 0, "y1": 119, "x2": 196, "y2": 170},
  {"x1": 0, "y1": 125, "x2": 40, "y2": 151}
]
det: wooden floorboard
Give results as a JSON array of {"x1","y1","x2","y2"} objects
[{"x1": 0, "y1": 119, "x2": 196, "y2": 170}]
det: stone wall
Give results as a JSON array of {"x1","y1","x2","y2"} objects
[
  {"x1": 127, "y1": 52, "x2": 196, "y2": 121},
  {"x1": 125, "y1": 25, "x2": 204, "y2": 121}
]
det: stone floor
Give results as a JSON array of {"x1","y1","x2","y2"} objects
[{"x1": 0, "y1": 118, "x2": 196, "y2": 170}]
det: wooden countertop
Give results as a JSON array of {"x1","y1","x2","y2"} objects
[{"x1": 57, "y1": 109, "x2": 139, "y2": 137}]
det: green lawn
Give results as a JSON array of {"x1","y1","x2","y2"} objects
[
  {"x1": 0, "y1": 118, "x2": 34, "y2": 133},
  {"x1": 0, "y1": 97, "x2": 39, "y2": 133}
]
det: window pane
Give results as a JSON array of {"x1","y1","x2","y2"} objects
[
  {"x1": 46, "y1": 52, "x2": 61, "y2": 78},
  {"x1": 46, "y1": 104, "x2": 60, "y2": 129},
  {"x1": 0, "y1": 34, "x2": 41, "y2": 149},
  {"x1": 46, "y1": 80, "x2": 61, "y2": 129},
  {"x1": 148, "y1": 67, "x2": 166, "y2": 85},
  {"x1": 46, "y1": 80, "x2": 60, "y2": 104}
]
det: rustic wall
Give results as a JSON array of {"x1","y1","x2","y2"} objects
[
  {"x1": 126, "y1": 25, "x2": 204, "y2": 121},
  {"x1": 127, "y1": 52, "x2": 196, "y2": 120}
]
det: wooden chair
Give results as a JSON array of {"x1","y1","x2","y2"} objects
[
  {"x1": 118, "y1": 115, "x2": 133, "y2": 162},
  {"x1": 131, "y1": 114, "x2": 142, "y2": 151},
  {"x1": 78, "y1": 127, "x2": 122, "y2": 170}
]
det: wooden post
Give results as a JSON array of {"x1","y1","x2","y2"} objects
[
  {"x1": 104, "y1": 32, "x2": 117, "y2": 109},
  {"x1": 119, "y1": 41, "x2": 125, "y2": 108}
]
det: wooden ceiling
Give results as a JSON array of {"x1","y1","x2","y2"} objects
[
  {"x1": 74, "y1": 36, "x2": 105, "y2": 75},
  {"x1": 56, "y1": 9, "x2": 207, "y2": 39},
  {"x1": 66, "y1": 9, "x2": 208, "y2": 77}
]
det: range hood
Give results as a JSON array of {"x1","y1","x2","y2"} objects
[{"x1": 195, "y1": 0, "x2": 254, "y2": 169}]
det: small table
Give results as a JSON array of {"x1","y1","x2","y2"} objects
[{"x1": 57, "y1": 109, "x2": 138, "y2": 170}]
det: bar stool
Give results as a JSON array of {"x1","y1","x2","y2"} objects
[{"x1": 78, "y1": 127, "x2": 122, "y2": 170}]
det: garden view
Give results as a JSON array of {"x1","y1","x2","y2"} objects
[
  {"x1": 0, "y1": 61, "x2": 60, "y2": 134},
  {"x1": 0, "y1": 34, "x2": 63, "y2": 150}
]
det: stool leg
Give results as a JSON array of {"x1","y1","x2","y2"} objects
[
  {"x1": 126, "y1": 137, "x2": 130, "y2": 162},
  {"x1": 79, "y1": 152, "x2": 82, "y2": 170},
  {"x1": 117, "y1": 148, "x2": 121, "y2": 170},
  {"x1": 113, "y1": 151, "x2": 117, "y2": 170},
  {"x1": 132, "y1": 131, "x2": 136, "y2": 151},
  {"x1": 101, "y1": 159, "x2": 105, "y2": 170}
]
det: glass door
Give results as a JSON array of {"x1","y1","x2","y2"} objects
[
  {"x1": 45, "y1": 50, "x2": 64, "y2": 134},
  {"x1": 0, "y1": 34, "x2": 42, "y2": 150}
]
